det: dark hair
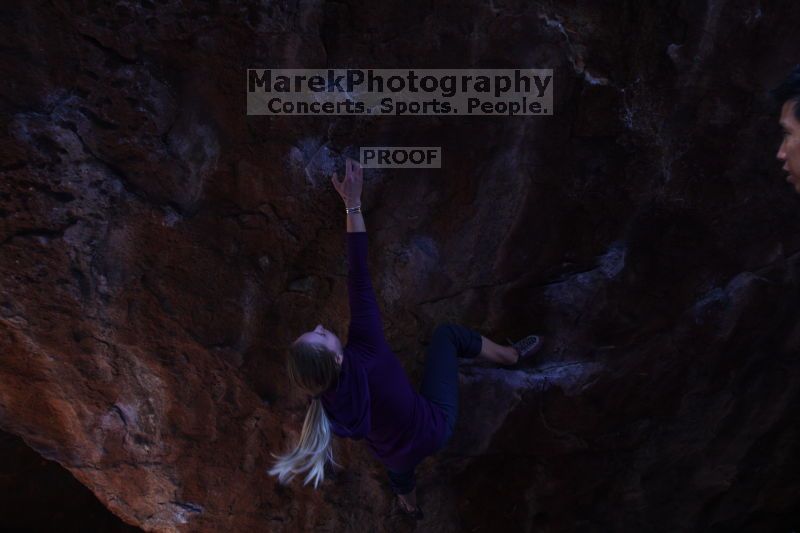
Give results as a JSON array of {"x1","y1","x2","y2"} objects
[{"x1": 771, "y1": 65, "x2": 800, "y2": 120}]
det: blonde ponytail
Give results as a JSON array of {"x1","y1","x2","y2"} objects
[
  {"x1": 268, "y1": 398, "x2": 342, "y2": 489},
  {"x1": 267, "y1": 341, "x2": 343, "y2": 489}
]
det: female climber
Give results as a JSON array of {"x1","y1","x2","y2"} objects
[{"x1": 267, "y1": 157, "x2": 544, "y2": 520}]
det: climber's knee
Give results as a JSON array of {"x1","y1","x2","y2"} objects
[{"x1": 432, "y1": 322, "x2": 457, "y2": 341}]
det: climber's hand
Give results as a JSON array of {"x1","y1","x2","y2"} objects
[{"x1": 331, "y1": 157, "x2": 362, "y2": 208}]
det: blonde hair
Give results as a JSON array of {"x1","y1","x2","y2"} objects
[{"x1": 267, "y1": 340, "x2": 343, "y2": 489}]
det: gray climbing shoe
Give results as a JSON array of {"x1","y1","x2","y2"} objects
[{"x1": 507, "y1": 334, "x2": 544, "y2": 364}]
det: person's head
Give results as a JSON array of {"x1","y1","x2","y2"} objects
[
  {"x1": 287, "y1": 324, "x2": 343, "y2": 396},
  {"x1": 266, "y1": 323, "x2": 345, "y2": 489},
  {"x1": 773, "y1": 65, "x2": 800, "y2": 193}
]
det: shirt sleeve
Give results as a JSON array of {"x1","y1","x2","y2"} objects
[{"x1": 346, "y1": 231, "x2": 388, "y2": 351}]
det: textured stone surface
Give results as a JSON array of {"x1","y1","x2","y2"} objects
[
  {"x1": 1, "y1": 1, "x2": 800, "y2": 531},
  {"x1": 0, "y1": 428, "x2": 141, "y2": 531}
]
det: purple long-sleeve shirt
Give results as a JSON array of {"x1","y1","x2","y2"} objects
[{"x1": 319, "y1": 231, "x2": 447, "y2": 472}]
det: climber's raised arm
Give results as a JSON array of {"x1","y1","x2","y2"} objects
[
  {"x1": 331, "y1": 158, "x2": 387, "y2": 349},
  {"x1": 333, "y1": 158, "x2": 366, "y2": 233}
]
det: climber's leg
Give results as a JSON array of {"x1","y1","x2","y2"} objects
[{"x1": 418, "y1": 323, "x2": 483, "y2": 450}]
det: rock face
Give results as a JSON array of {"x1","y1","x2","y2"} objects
[
  {"x1": 0, "y1": 428, "x2": 142, "y2": 531},
  {"x1": 1, "y1": 1, "x2": 800, "y2": 531}
]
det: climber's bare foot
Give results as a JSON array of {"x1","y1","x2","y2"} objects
[
  {"x1": 398, "y1": 489, "x2": 417, "y2": 512},
  {"x1": 478, "y1": 336, "x2": 519, "y2": 365},
  {"x1": 508, "y1": 345, "x2": 521, "y2": 365}
]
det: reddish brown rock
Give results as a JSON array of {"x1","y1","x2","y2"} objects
[{"x1": 1, "y1": 1, "x2": 800, "y2": 531}]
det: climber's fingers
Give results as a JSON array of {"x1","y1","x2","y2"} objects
[{"x1": 345, "y1": 157, "x2": 361, "y2": 182}]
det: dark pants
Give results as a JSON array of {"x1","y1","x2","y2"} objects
[{"x1": 387, "y1": 323, "x2": 483, "y2": 495}]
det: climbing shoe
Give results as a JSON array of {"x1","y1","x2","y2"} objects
[{"x1": 507, "y1": 334, "x2": 544, "y2": 365}]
